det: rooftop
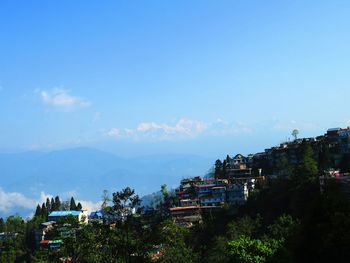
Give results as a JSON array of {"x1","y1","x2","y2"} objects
[
  {"x1": 170, "y1": 206, "x2": 201, "y2": 212},
  {"x1": 48, "y1": 211, "x2": 82, "y2": 217},
  {"x1": 41, "y1": 221, "x2": 56, "y2": 227}
]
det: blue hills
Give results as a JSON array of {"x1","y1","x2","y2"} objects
[{"x1": 0, "y1": 147, "x2": 212, "y2": 217}]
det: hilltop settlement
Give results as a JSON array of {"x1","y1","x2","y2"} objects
[{"x1": 1, "y1": 127, "x2": 350, "y2": 262}]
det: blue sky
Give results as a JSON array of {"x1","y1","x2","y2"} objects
[{"x1": 1, "y1": 0, "x2": 350, "y2": 158}]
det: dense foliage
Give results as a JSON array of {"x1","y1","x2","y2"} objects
[{"x1": 2, "y1": 144, "x2": 350, "y2": 262}]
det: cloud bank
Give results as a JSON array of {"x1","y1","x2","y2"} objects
[
  {"x1": 106, "y1": 118, "x2": 208, "y2": 140},
  {"x1": 0, "y1": 188, "x2": 36, "y2": 213},
  {"x1": 104, "y1": 118, "x2": 321, "y2": 142}
]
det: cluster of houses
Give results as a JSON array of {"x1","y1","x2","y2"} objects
[
  {"x1": 35, "y1": 210, "x2": 89, "y2": 250},
  {"x1": 33, "y1": 127, "x2": 350, "y2": 242},
  {"x1": 35, "y1": 208, "x2": 137, "y2": 249},
  {"x1": 170, "y1": 154, "x2": 265, "y2": 226},
  {"x1": 252, "y1": 127, "x2": 350, "y2": 174},
  {"x1": 169, "y1": 127, "x2": 350, "y2": 225}
]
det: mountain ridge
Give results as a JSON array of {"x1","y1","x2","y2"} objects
[{"x1": 0, "y1": 147, "x2": 212, "y2": 217}]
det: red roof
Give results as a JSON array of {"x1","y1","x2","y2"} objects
[
  {"x1": 170, "y1": 206, "x2": 200, "y2": 212},
  {"x1": 40, "y1": 240, "x2": 50, "y2": 245}
]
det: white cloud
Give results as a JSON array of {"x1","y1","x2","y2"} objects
[
  {"x1": 60, "y1": 190, "x2": 102, "y2": 213},
  {"x1": 36, "y1": 88, "x2": 91, "y2": 111},
  {"x1": 0, "y1": 188, "x2": 36, "y2": 213},
  {"x1": 137, "y1": 118, "x2": 207, "y2": 137},
  {"x1": 125, "y1": 118, "x2": 208, "y2": 140},
  {"x1": 104, "y1": 117, "x2": 320, "y2": 142},
  {"x1": 126, "y1": 118, "x2": 208, "y2": 140},
  {"x1": 105, "y1": 118, "x2": 256, "y2": 141},
  {"x1": 77, "y1": 200, "x2": 102, "y2": 213},
  {"x1": 39, "y1": 191, "x2": 54, "y2": 204},
  {"x1": 105, "y1": 117, "x2": 325, "y2": 142}
]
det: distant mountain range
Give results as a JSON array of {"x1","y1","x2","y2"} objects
[{"x1": 0, "y1": 147, "x2": 212, "y2": 217}]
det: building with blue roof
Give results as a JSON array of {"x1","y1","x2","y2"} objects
[
  {"x1": 89, "y1": 210, "x2": 104, "y2": 220},
  {"x1": 48, "y1": 210, "x2": 89, "y2": 224}
]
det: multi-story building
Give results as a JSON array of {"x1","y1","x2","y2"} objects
[
  {"x1": 226, "y1": 183, "x2": 248, "y2": 205},
  {"x1": 180, "y1": 199, "x2": 199, "y2": 207},
  {"x1": 226, "y1": 154, "x2": 253, "y2": 178},
  {"x1": 199, "y1": 185, "x2": 226, "y2": 207},
  {"x1": 171, "y1": 174, "x2": 254, "y2": 225},
  {"x1": 169, "y1": 206, "x2": 202, "y2": 226}
]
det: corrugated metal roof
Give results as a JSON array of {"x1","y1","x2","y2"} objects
[{"x1": 48, "y1": 211, "x2": 81, "y2": 217}]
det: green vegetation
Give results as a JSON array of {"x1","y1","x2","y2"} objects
[{"x1": 2, "y1": 143, "x2": 350, "y2": 262}]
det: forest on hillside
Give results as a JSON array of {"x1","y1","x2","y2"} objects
[{"x1": 1, "y1": 143, "x2": 350, "y2": 263}]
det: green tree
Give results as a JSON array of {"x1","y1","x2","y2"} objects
[
  {"x1": 77, "y1": 202, "x2": 82, "y2": 210},
  {"x1": 41, "y1": 203, "x2": 47, "y2": 218},
  {"x1": 101, "y1": 189, "x2": 111, "y2": 211},
  {"x1": 206, "y1": 236, "x2": 231, "y2": 263},
  {"x1": 50, "y1": 197, "x2": 55, "y2": 211},
  {"x1": 54, "y1": 195, "x2": 61, "y2": 211},
  {"x1": 70, "y1": 197, "x2": 77, "y2": 210},
  {"x1": 5, "y1": 215, "x2": 24, "y2": 233},
  {"x1": 158, "y1": 220, "x2": 196, "y2": 263},
  {"x1": 227, "y1": 215, "x2": 262, "y2": 240},
  {"x1": 161, "y1": 184, "x2": 169, "y2": 200},
  {"x1": 111, "y1": 187, "x2": 141, "y2": 263},
  {"x1": 60, "y1": 200, "x2": 70, "y2": 211},
  {"x1": 295, "y1": 143, "x2": 318, "y2": 182},
  {"x1": 292, "y1": 129, "x2": 299, "y2": 141},
  {"x1": 63, "y1": 222, "x2": 104, "y2": 262},
  {"x1": 112, "y1": 187, "x2": 140, "y2": 219},
  {"x1": 0, "y1": 218, "x2": 5, "y2": 232},
  {"x1": 268, "y1": 215, "x2": 300, "y2": 241},
  {"x1": 46, "y1": 197, "x2": 51, "y2": 213},
  {"x1": 214, "y1": 159, "x2": 223, "y2": 180},
  {"x1": 275, "y1": 156, "x2": 293, "y2": 178},
  {"x1": 34, "y1": 204, "x2": 42, "y2": 217},
  {"x1": 228, "y1": 236, "x2": 282, "y2": 263},
  {"x1": 318, "y1": 141, "x2": 331, "y2": 172}
]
